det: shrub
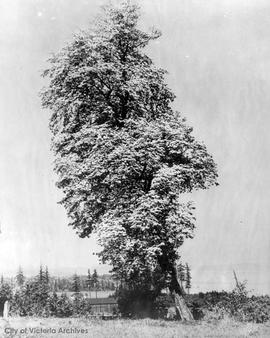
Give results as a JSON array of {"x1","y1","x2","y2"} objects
[
  {"x1": 52, "y1": 293, "x2": 73, "y2": 317},
  {"x1": 10, "y1": 281, "x2": 50, "y2": 316},
  {"x1": 10, "y1": 286, "x2": 92, "y2": 318},
  {"x1": 192, "y1": 283, "x2": 270, "y2": 323},
  {"x1": 240, "y1": 296, "x2": 270, "y2": 323},
  {"x1": 152, "y1": 294, "x2": 174, "y2": 319},
  {"x1": 72, "y1": 293, "x2": 92, "y2": 317},
  {"x1": 0, "y1": 283, "x2": 12, "y2": 301}
]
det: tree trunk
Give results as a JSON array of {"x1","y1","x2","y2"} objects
[
  {"x1": 173, "y1": 291, "x2": 193, "y2": 321},
  {"x1": 170, "y1": 265, "x2": 193, "y2": 321}
]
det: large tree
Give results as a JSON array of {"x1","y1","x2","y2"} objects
[{"x1": 41, "y1": 1, "x2": 218, "y2": 319}]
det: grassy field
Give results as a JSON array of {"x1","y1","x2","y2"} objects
[{"x1": 0, "y1": 317, "x2": 270, "y2": 338}]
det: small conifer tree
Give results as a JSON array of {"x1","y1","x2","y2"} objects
[
  {"x1": 177, "y1": 263, "x2": 186, "y2": 289},
  {"x1": 92, "y1": 269, "x2": 98, "y2": 288},
  {"x1": 16, "y1": 266, "x2": 25, "y2": 287},
  {"x1": 45, "y1": 266, "x2": 50, "y2": 285},
  {"x1": 72, "y1": 274, "x2": 81, "y2": 293},
  {"x1": 86, "y1": 269, "x2": 92, "y2": 290},
  {"x1": 185, "y1": 263, "x2": 192, "y2": 294}
]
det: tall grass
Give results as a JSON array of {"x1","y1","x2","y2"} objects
[{"x1": 0, "y1": 317, "x2": 269, "y2": 338}]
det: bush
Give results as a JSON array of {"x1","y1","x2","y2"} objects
[
  {"x1": 152, "y1": 294, "x2": 174, "y2": 319},
  {"x1": 51, "y1": 293, "x2": 73, "y2": 317},
  {"x1": 0, "y1": 283, "x2": 13, "y2": 316},
  {"x1": 10, "y1": 284, "x2": 92, "y2": 318},
  {"x1": 185, "y1": 296, "x2": 205, "y2": 320},
  {"x1": 240, "y1": 296, "x2": 270, "y2": 323},
  {"x1": 10, "y1": 281, "x2": 50, "y2": 316},
  {"x1": 189, "y1": 283, "x2": 270, "y2": 323},
  {"x1": 213, "y1": 282, "x2": 270, "y2": 323},
  {"x1": 0, "y1": 283, "x2": 12, "y2": 301},
  {"x1": 72, "y1": 293, "x2": 92, "y2": 317}
]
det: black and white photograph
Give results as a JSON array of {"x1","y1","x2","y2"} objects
[{"x1": 0, "y1": 0, "x2": 269, "y2": 337}]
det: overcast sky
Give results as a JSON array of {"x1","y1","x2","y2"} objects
[{"x1": 0, "y1": 0, "x2": 269, "y2": 294}]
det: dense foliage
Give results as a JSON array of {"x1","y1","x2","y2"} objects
[
  {"x1": 41, "y1": 1, "x2": 218, "y2": 303},
  {"x1": 0, "y1": 283, "x2": 12, "y2": 303},
  {"x1": 1, "y1": 268, "x2": 269, "y2": 322},
  {"x1": 145, "y1": 288, "x2": 270, "y2": 323},
  {"x1": 186, "y1": 285, "x2": 270, "y2": 323},
  {"x1": 10, "y1": 285, "x2": 92, "y2": 317},
  {"x1": 0, "y1": 267, "x2": 110, "y2": 318}
]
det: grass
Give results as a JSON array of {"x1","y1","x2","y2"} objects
[{"x1": 0, "y1": 317, "x2": 269, "y2": 338}]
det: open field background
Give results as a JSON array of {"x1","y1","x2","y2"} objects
[{"x1": 0, "y1": 318, "x2": 270, "y2": 338}]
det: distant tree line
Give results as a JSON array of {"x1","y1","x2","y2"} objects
[
  {"x1": 54, "y1": 269, "x2": 116, "y2": 293},
  {"x1": 2, "y1": 266, "x2": 117, "y2": 293}
]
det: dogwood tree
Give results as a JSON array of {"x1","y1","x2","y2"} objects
[{"x1": 41, "y1": 1, "x2": 218, "y2": 319}]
